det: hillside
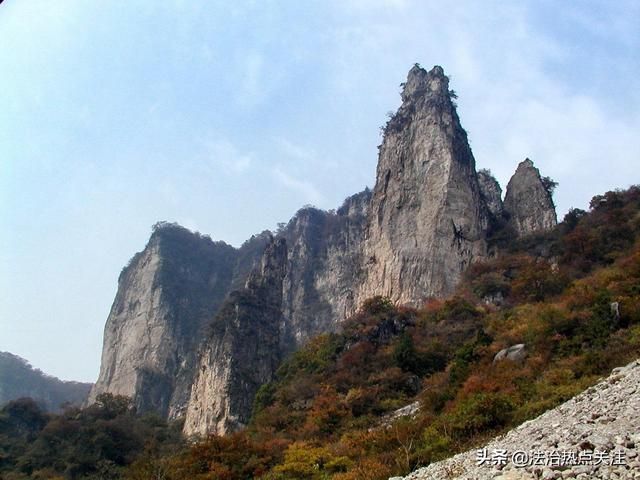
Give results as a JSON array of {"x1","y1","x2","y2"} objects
[
  {"x1": 179, "y1": 185, "x2": 639, "y2": 479},
  {"x1": 0, "y1": 352, "x2": 91, "y2": 412},
  {"x1": 1, "y1": 184, "x2": 637, "y2": 479},
  {"x1": 402, "y1": 359, "x2": 640, "y2": 479}
]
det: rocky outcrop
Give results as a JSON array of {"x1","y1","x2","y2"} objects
[
  {"x1": 357, "y1": 65, "x2": 489, "y2": 305},
  {"x1": 478, "y1": 169, "x2": 504, "y2": 218},
  {"x1": 182, "y1": 192, "x2": 370, "y2": 435},
  {"x1": 91, "y1": 65, "x2": 560, "y2": 436},
  {"x1": 279, "y1": 189, "x2": 370, "y2": 351},
  {"x1": 401, "y1": 359, "x2": 640, "y2": 480},
  {"x1": 183, "y1": 238, "x2": 287, "y2": 436},
  {"x1": 504, "y1": 159, "x2": 557, "y2": 236},
  {"x1": 493, "y1": 344, "x2": 527, "y2": 363},
  {"x1": 87, "y1": 224, "x2": 269, "y2": 419}
]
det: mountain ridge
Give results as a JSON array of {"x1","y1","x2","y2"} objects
[
  {"x1": 89, "y1": 64, "x2": 559, "y2": 437},
  {"x1": 0, "y1": 351, "x2": 92, "y2": 412}
]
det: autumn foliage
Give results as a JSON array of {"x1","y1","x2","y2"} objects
[{"x1": 2, "y1": 186, "x2": 640, "y2": 479}]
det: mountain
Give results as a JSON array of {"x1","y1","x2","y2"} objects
[
  {"x1": 504, "y1": 158, "x2": 558, "y2": 236},
  {"x1": 183, "y1": 237, "x2": 288, "y2": 436},
  {"x1": 0, "y1": 352, "x2": 91, "y2": 412},
  {"x1": 89, "y1": 65, "x2": 558, "y2": 436},
  {"x1": 87, "y1": 223, "x2": 272, "y2": 418},
  {"x1": 357, "y1": 65, "x2": 489, "y2": 305},
  {"x1": 2, "y1": 182, "x2": 637, "y2": 479}
]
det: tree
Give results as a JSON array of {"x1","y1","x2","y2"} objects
[
  {"x1": 541, "y1": 176, "x2": 558, "y2": 196},
  {"x1": 393, "y1": 333, "x2": 419, "y2": 374}
]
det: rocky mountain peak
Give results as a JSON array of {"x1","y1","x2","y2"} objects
[
  {"x1": 504, "y1": 158, "x2": 557, "y2": 236},
  {"x1": 245, "y1": 236, "x2": 287, "y2": 292},
  {"x1": 401, "y1": 64, "x2": 448, "y2": 102},
  {"x1": 358, "y1": 65, "x2": 488, "y2": 304}
]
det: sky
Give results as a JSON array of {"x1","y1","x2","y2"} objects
[{"x1": 1, "y1": 0, "x2": 638, "y2": 382}]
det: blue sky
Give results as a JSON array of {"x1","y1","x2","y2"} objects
[{"x1": 1, "y1": 0, "x2": 638, "y2": 382}]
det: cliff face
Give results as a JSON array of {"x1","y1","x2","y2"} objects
[
  {"x1": 279, "y1": 189, "x2": 370, "y2": 351},
  {"x1": 87, "y1": 224, "x2": 268, "y2": 419},
  {"x1": 357, "y1": 65, "x2": 488, "y2": 305},
  {"x1": 477, "y1": 169, "x2": 504, "y2": 219},
  {"x1": 504, "y1": 158, "x2": 557, "y2": 236},
  {"x1": 183, "y1": 238, "x2": 287, "y2": 436},
  {"x1": 92, "y1": 65, "x2": 559, "y2": 437},
  {"x1": 182, "y1": 193, "x2": 370, "y2": 435}
]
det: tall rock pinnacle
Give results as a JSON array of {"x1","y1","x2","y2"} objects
[
  {"x1": 357, "y1": 65, "x2": 488, "y2": 305},
  {"x1": 504, "y1": 158, "x2": 557, "y2": 236}
]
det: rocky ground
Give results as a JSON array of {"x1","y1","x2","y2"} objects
[{"x1": 397, "y1": 359, "x2": 640, "y2": 480}]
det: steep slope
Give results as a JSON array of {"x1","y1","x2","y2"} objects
[
  {"x1": 357, "y1": 65, "x2": 489, "y2": 305},
  {"x1": 183, "y1": 238, "x2": 287, "y2": 436},
  {"x1": 504, "y1": 158, "x2": 557, "y2": 236},
  {"x1": 88, "y1": 223, "x2": 269, "y2": 418},
  {"x1": 401, "y1": 360, "x2": 640, "y2": 480},
  {"x1": 0, "y1": 352, "x2": 91, "y2": 412},
  {"x1": 183, "y1": 192, "x2": 371, "y2": 435},
  {"x1": 477, "y1": 169, "x2": 504, "y2": 219},
  {"x1": 279, "y1": 189, "x2": 371, "y2": 351}
]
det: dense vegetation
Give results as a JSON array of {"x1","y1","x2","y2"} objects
[
  {"x1": 0, "y1": 352, "x2": 91, "y2": 413},
  {"x1": 0, "y1": 394, "x2": 182, "y2": 479},
  {"x1": 2, "y1": 186, "x2": 639, "y2": 479}
]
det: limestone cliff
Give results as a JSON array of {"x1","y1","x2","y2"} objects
[
  {"x1": 182, "y1": 192, "x2": 370, "y2": 435},
  {"x1": 357, "y1": 65, "x2": 489, "y2": 305},
  {"x1": 91, "y1": 65, "x2": 559, "y2": 437},
  {"x1": 279, "y1": 189, "x2": 370, "y2": 351},
  {"x1": 183, "y1": 238, "x2": 287, "y2": 436},
  {"x1": 87, "y1": 224, "x2": 269, "y2": 418},
  {"x1": 504, "y1": 158, "x2": 557, "y2": 236}
]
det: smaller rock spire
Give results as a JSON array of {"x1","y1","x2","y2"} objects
[
  {"x1": 477, "y1": 169, "x2": 504, "y2": 218},
  {"x1": 504, "y1": 158, "x2": 557, "y2": 236}
]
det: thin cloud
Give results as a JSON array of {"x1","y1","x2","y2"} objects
[
  {"x1": 275, "y1": 137, "x2": 316, "y2": 162},
  {"x1": 201, "y1": 138, "x2": 253, "y2": 175},
  {"x1": 272, "y1": 166, "x2": 324, "y2": 205}
]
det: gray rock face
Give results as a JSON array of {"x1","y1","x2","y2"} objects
[
  {"x1": 504, "y1": 159, "x2": 557, "y2": 236},
  {"x1": 357, "y1": 65, "x2": 489, "y2": 305},
  {"x1": 183, "y1": 238, "x2": 287, "y2": 436},
  {"x1": 494, "y1": 344, "x2": 527, "y2": 363},
  {"x1": 87, "y1": 224, "x2": 269, "y2": 419},
  {"x1": 182, "y1": 193, "x2": 370, "y2": 435},
  {"x1": 91, "y1": 65, "x2": 560, "y2": 436},
  {"x1": 478, "y1": 169, "x2": 504, "y2": 218},
  {"x1": 279, "y1": 189, "x2": 370, "y2": 351}
]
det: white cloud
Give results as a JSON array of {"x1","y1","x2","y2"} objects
[
  {"x1": 238, "y1": 51, "x2": 265, "y2": 107},
  {"x1": 272, "y1": 166, "x2": 324, "y2": 205},
  {"x1": 274, "y1": 137, "x2": 315, "y2": 162},
  {"x1": 201, "y1": 138, "x2": 253, "y2": 175},
  {"x1": 322, "y1": 0, "x2": 638, "y2": 216}
]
